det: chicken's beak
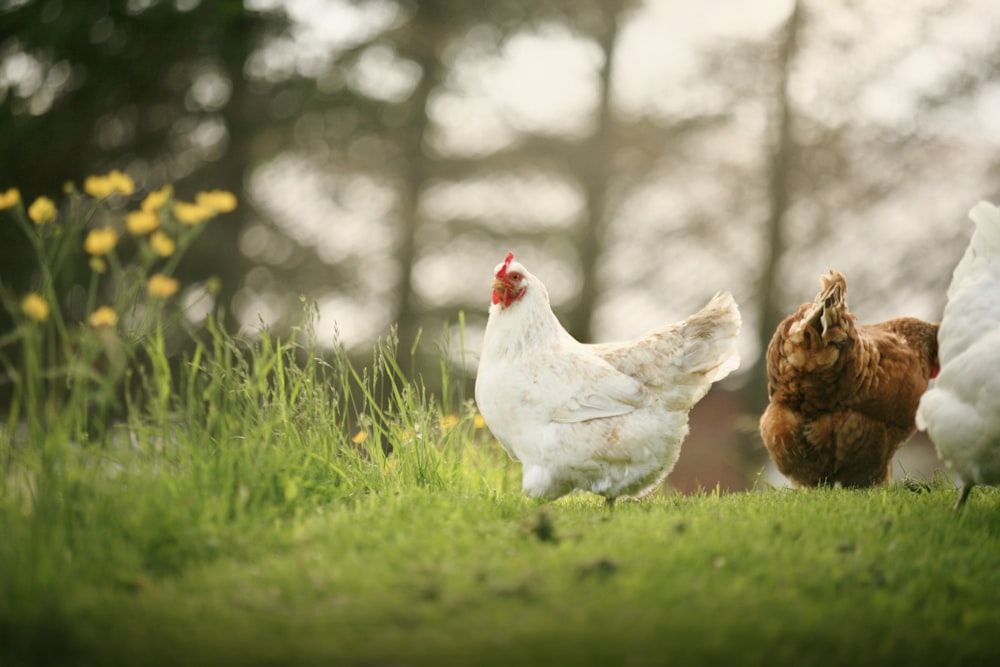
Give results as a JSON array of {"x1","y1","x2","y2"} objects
[
  {"x1": 491, "y1": 276, "x2": 524, "y2": 308},
  {"x1": 492, "y1": 277, "x2": 510, "y2": 306}
]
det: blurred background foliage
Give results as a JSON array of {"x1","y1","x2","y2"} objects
[{"x1": 2, "y1": 0, "x2": 999, "y2": 489}]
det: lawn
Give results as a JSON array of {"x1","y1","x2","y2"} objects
[
  {"x1": 3, "y1": 474, "x2": 998, "y2": 666},
  {"x1": 1, "y1": 321, "x2": 997, "y2": 666}
]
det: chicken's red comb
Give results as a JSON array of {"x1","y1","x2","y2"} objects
[{"x1": 495, "y1": 252, "x2": 515, "y2": 278}]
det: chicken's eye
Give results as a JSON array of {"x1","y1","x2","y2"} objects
[{"x1": 508, "y1": 272, "x2": 522, "y2": 282}]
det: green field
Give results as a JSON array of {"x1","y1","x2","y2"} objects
[{"x1": 2, "y1": 322, "x2": 998, "y2": 667}]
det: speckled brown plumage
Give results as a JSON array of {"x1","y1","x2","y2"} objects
[{"x1": 760, "y1": 270, "x2": 939, "y2": 488}]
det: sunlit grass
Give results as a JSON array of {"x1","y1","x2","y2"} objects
[{"x1": 1, "y1": 175, "x2": 999, "y2": 666}]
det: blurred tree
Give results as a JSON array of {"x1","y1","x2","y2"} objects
[
  {"x1": 386, "y1": 0, "x2": 632, "y2": 348},
  {"x1": 0, "y1": 0, "x2": 307, "y2": 337},
  {"x1": 241, "y1": 0, "x2": 649, "y2": 359},
  {"x1": 748, "y1": 0, "x2": 803, "y2": 414},
  {"x1": 562, "y1": 0, "x2": 622, "y2": 341}
]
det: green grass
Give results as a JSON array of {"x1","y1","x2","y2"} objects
[
  {"x1": 3, "y1": 484, "x2": 999, "y2": 666},
  {"x1": 2, "y1": 316, "x2": 999, "y2": 667}
]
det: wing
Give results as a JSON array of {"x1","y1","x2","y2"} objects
[
  {"x1": 592, "y1": 292, "x2": 741, "y2": 388},
  {"x1": 589, "y1": 328, "x2": 683, "y2": 388},
  {"x1": 546, "y1": 345, "x2": 647, "y2": 424}
]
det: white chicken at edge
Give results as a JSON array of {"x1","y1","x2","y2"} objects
[
  {"x1": 474, "y1": 252, "x2": 742, "y2": 504},
  {"x1": 917, "y1": 201, "x2": 1000, "y2": 508}
]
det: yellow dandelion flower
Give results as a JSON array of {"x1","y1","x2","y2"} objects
[
  {"x1": 195, "y1": 190, "x2": 237, "y2": 214},
  {"x1": 88, "y1": 306, "x2": 118, "y2": 328},
  {"x1": 84, "y1": 170, "x2": 135, "y2": 198},
  {"x1": 149, "y1": 231, "x2": 176, "y2": 257},
  {"x1": 84, "y1": 175, "x2": 115, "y2": 198},
  {"x1": 21, "y1": 292, "x2": 50, "y2": 322},
  {"x1": 440, "y1": 414, "x2": 460, "y2": 431},
  {"x1": 147, "y1": 273, "x2": 180, "y2": 299},
  {"x1": 473, "y1": 413, "x2": 486, "y2": 429},
  {"x1": 0, "y1": 188, "x2": 20, "y2": 209},
  {"x1": 351, "y1": 430, "x2": 368, "y2": 445},
  {"x1": 172, "y1": 201, "x2": 213, "y2": 226},
  {"x1": 84, "y1": 228, "x2": 119, "y2": 256},
  {"x1": 108, "y1": 169, "x2": 135, "y2": 196},
  {"x1": 28, "y1": 196, "x2": 56, "y2": 224},
  {"x1": 141, "y1": 184, "x2": 173, "y2": 212},
  {"x1": 125, "y1": 209, "x2": 159, "y2": 235},
  {"x1": 89, "y1": 257, "x2": 108, "y2": 274}
]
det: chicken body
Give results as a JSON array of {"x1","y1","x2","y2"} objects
[
  {"x1": 917, "y1": 201, "x2": 1000, "y2": 507},
  {"x1": 474, "y1": 253, "x2": 741, "y2": 502},
  {"x1": 760, "y1": 270, "x2": 939, "y2": 488}
]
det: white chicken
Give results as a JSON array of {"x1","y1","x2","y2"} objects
[
  {"x1": 474, "y1": 252, "x2": 741, "y2": 503},
  {"x1": 916, "y1": 201, "x2": 1000, "y2": 508}
]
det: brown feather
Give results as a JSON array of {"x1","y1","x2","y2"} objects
[{"x1": 760, "y1": 270, "x2": 939, "y2": 487}]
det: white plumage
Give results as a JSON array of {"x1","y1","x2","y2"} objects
[
  {"x1": 916, "y1": 201, "x2": 1000, "y2": 507},
  {"x1": 474, "y1": 253, "x2": 741, "y2": 502}
]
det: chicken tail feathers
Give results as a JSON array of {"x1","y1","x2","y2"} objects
[
  {"x1": 679, "y1": 291, "x2": 742, "y2": 383},
  {"x1": 791, "y1": 269, "x2": 852, "y2": 345}
]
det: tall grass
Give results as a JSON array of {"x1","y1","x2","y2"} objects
[
  {"x1": 0, "y1": 311, "x2": 506, "y2": 602},
  {"x1": 0, "y1": 178, "x2": 511, "y2": 645}
]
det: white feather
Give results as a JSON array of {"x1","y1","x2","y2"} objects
[
  {"x1": 475, "y1": 258, "x2": 742, "y2": 500},
  {"x1": 917, "y1": 201, "x2": 1000, "y2": 488}
]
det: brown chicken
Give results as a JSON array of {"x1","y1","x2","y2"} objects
[{"x1": 760, "y1": 270, "x2": 939, "y2": 488}]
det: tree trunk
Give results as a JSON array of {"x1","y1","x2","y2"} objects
[
  {"x1": 747, "y1": 0, "x2": 803, "y2": 414},
  {"x1": 564, "y1": 0, "x2": 624, "y2": 342},
  {"x1": 394, "y1": 8, "x2": 446, "y2": 364}
]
